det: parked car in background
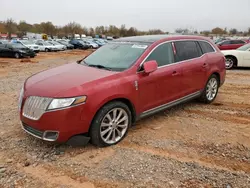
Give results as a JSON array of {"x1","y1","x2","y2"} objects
[
  {"x1": 217, "y1": 40, "x2": 246, "y2": 50},
  {"x1": 35, "y1": 41, "x2": 57, "y2": 52},
  {"x1": 0, "y1": 43, "x2": 36, "y2": 58},
  {"x1": 92, "y1": 39, "x2": 105, "y2": 47},
  {"x1": 0, "y1": 40, "x2": 8, "y2": 44},
  {"x1": 19, "y1": 35, "x2": 225, "y2": 147},
  {"x1": 47, "y1": 41, "x2": 66, "y2": 51},
  {"x1": 82, "y1": 40, "x2": 98, "y2": 49},
  {"x1": 222, "y1": 43, "x2": 250, "y2": 69},
  {"x1": 16, "y1": 40, "x2": 40, "y2": 53},
  {"x1": 57, "y1": 40, "x2": 74, "y2": 49},
  {"x1": 214, "y1": 38, "x2": 227, "y2": 44},
  {"x1": 69, "y1": 39, "x2": 89, "y2": 49}
]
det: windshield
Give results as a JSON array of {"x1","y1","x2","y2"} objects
[
  {"x1": 81, "y1": 42, "x2": 148, "y2": 71},
  {"x1": 237, "y1": 43, "x2": 250, "y2": 51},
  {"x1": 21, "y1": 40, "x2": 33, "y2": 45},
  {"x1": 43, "y1": 42, "x2": 51, "y2": 46},
  {"x1": 12, "y1": 43, "x2": 26, "y2": 48}
]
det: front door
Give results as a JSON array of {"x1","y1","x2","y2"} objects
[
  {"x1": 137, "y1": 42, "x2": 183, "y2": 113},
  {"x1": 243, "y1": 51, "x2": 250, "y2": 67}
]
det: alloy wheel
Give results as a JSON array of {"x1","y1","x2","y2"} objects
[
  {"x1": 100, "y1": 108, "x2": 129, "y2": 144},
  {"x1": 206, "y1": 77, "x2": 218, "y2": 101},
  {"x1": 225, "y1": 58, "x2": 234, "y2": 69},
  {"x1": 15, "y1": 53, "x2": 20, "y2": 59}
]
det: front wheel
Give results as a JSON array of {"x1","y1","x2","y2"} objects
[
  {"x1": 90, "y1": 101, "x2": 131, "y2": 147},
  {"x1": 14, "y1": 53, "x2": 20, "y2": 59},
  {"x1": 199, "y1": 75, "x2": 219, "y2": 104},
  {"x1": 45, "y1": 48, "x2": 49, "y2": 52}
]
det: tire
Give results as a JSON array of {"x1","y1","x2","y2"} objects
[
  {"x1": 45, "y1": 48, "x2": 49, "y2": 52},
  {"x1": 90, "y1": 101, "x2": 132, "y2": 147},
  {"x1": 199, "y1": 74, "x2": 219, "y2": 104},
  {"x1": 225, "y1": 56, "x2": 236, "y2": 70},
  {"x1": 14, "y1": 53, "x2": 20, "y2": 59}
]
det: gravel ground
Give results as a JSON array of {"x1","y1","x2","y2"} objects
[{"x1": 0, "y1": 50, "x2": 250, "y2": 188}]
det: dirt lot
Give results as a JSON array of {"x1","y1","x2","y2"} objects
[{"x1": 0, "y1": 50, "x2": 250, "y2": 188}]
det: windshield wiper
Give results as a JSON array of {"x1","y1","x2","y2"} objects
[{"x1": 88, "y1": 64, "x2": 112, "y2": 71}]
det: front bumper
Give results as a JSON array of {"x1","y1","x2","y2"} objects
[{"x1": 20, "y1": 103, "x2": 91, "y2": 143}]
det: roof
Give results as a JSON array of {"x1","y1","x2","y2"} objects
[{"x1": 115, "y1": 35, "x2": 210, "y2": 43}]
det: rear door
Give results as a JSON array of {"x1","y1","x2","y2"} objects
[
  {"x1": 137, "y1": 42, "x2": 183, "y2": 112},
  {"x1": 4, "y1": 44, "x2": 14, "y2": 57},
  {"x1": 174, "y1": 40, "x2": 209, "y2": 96}
]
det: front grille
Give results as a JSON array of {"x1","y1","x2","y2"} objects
[
  {"x1": 22, "y1": 122, "x2": 44, "y2": 138},
  {"x1": 22, "y1": 96, "x2": 52, "y2": 120}
]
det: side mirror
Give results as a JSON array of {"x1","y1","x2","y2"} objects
[{"x1": 143, "y1": 60, "x2": 158, "y2": 74}]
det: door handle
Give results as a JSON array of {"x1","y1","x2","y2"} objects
[
  {"x1": 202, "y1": 63, "x2": 208, "y2": 68},
  {"x1": 172, "y1": 71, "x2": 180, "y2": 76}
]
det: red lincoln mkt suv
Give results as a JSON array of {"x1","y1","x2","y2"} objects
[{"x1": 18, "y1": 35, "x2": 226, "y2": 147}]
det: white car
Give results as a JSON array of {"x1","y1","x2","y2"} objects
[
  {"x1": 35, "y1": 41, "x2": 57, "y2": 52},
  {"x1": 47, "y1": 41, "x2": 67, "y2": 51},
  {"x1": 222, "y1": 43, "x2": 250, "y2": 69},
  {"x1": 17, "y1": 40, "x2": 40, "y2": 53}
]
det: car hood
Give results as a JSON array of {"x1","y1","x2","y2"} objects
[{"x1": 25, "y1": 63, "x2": 117, "y2": 97}]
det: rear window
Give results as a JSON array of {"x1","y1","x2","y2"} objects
[
  {"x1": 198, "y1": 41, "x2": 215, "y2": 53},
  {"x1": 174, "y1": 41, "x2": 202, "y2": 62}
]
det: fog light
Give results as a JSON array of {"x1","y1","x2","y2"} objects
[{"x1": 43, "y1": 131, "x2": 59, "y2": 141}]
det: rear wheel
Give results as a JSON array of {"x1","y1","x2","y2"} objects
[
  {"x1": 199, "y1": 74, "x2": 219, "y2": 104},
  {"x1": 225, "y1": 56, "x2": 236, "y2": 69},
  {"x1": 14, "y1": 53, "x2": 20, "y2": 59},
  {"x1": 90, "y1": 101, "x2": 131, "y2": 147},
  {"x1": 45, "y1": 48, "x2": 49, "y2": 52}
]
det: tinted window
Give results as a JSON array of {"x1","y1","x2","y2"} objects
[
  {"x1": 220, "y1": 41, "x2": 231, "y2": 45},
  {"x1": 174, "y1": 41, "x2": 202, "y2": 62},
  {"x1": 198, "y1": 41, "x2": 215, "y2": 53},
  {"x1": 232, "y1": 40, "x2": 245, "y2": 44},
  {"x1": 145, "y1": 43, "x2": 174, "y2": 67}
]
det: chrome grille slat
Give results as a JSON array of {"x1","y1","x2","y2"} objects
[{"x1": 23, "y1": 96, "x2": 52, "y2": 120}]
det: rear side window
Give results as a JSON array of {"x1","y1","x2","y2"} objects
[
  {"x1": 198, "y1": 41, "x2": 215, "y2": 53},
  {"x1": 174, "y1": 41, "x2": 202, "y2": 62},
  {"x1": 232, "y1": 40, "x2": 245, "y2": 44},
  {"x1": 145, "y1": 43, "x2": 174, "y2": 67}
]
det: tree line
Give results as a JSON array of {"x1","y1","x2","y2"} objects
[
  {"x1": 0, "y1": 18, "x2": 250, "y2": 38},
  {"x1": 0, "y1": 19, "x2": 166, "y2": 38}
]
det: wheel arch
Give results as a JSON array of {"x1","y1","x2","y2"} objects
[
  {"x1": 210, "y1": 72, "x2": 221, "y2": 86},
  {"x1": 225, "y1": 55, "x2": 238, "y2": 66},
  {"x1": 88, "y1": 97, "x2": 137, "y2": 132}
]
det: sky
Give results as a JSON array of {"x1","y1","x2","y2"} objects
[{"x1": 1, "y1": 0, "x2": 250, "y2": 32}]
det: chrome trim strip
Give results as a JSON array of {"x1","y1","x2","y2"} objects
[
  {"x1": 139, "y1": 91, "x2": 201, "y2": 118},
  {"x1": 137, "y1": 39, "x2": 217, "y2": 72}
]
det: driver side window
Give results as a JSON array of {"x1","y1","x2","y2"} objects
[{"x1": 145, "y1": 43, "x2": 174, "y2": 67}]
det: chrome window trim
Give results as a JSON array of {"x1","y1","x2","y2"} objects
[{"x1": 137, "y1": 39, "x2": 217, "y2": 72}]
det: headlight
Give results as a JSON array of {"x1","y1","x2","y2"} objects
[
  {"x1": 19, "y1": 50, "x2": 26, "y2": 53},
  {"x1": 47, "y1": 96, "x2": 87, "y2": 110}
]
